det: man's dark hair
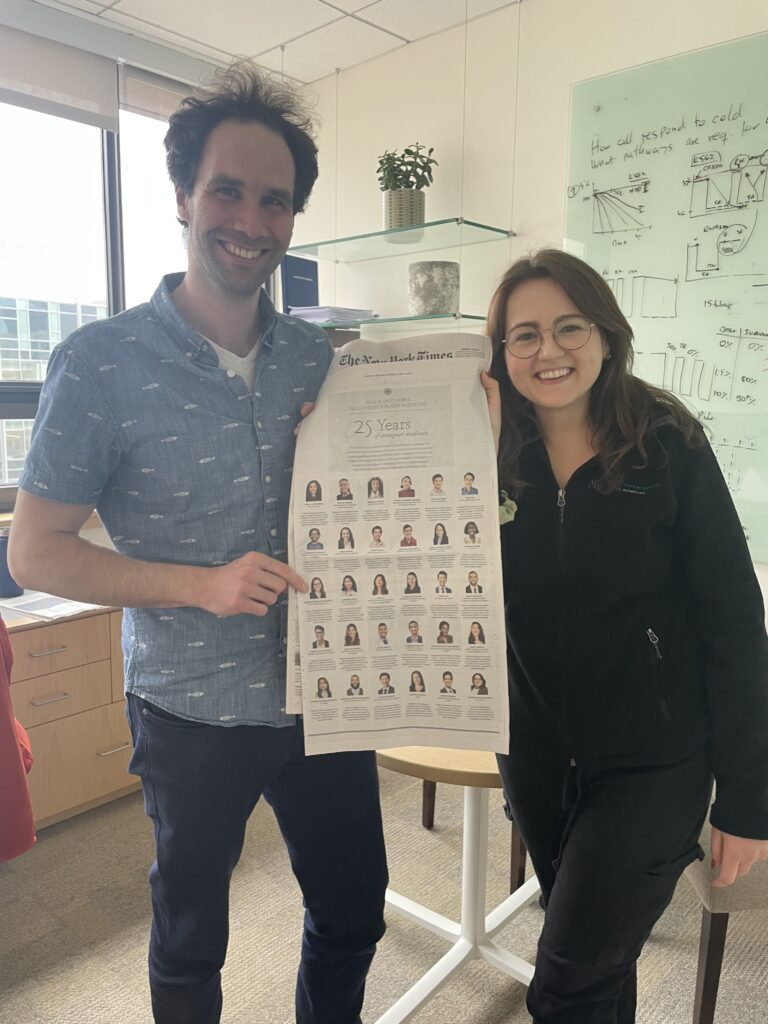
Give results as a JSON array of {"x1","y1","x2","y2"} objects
[{"x1": 165, "y1": 62, "x2": 319, "y2": 214}]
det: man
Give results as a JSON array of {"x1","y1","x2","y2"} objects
[
  {"x1": 9, "y1": 65, "x2": 387, "y2": 1024},
  {"x1": 430, "y1": 473, "x2": 445, "y2": 495},
  {"x1": 306, "y1": 528, "x2": 323, "y2": 551},
  {"x1": 466, "y1": 571, "x2": 483, "y2": 594},
  {"x1": 461, "y1": 472, "x2": 478, "y2": 495},
  {"x1": 440, "y1": 672, "x2": 457, "y2": 695},
  {"x1": 376, "y1": 623, "x2": 390, "y2": 646},
  {"x1": 378, "y1": 673, "x2": 395, "y2": 695},
  {"x1": 336, "y1": 477, "x2": 353, "y2": 500},
  {"x1": 406, "y1": 621, "x2": 423, "y2": 644},
  {"x1": 369, "y1": 525, "x2": 384, "y2": 549},
  {"x1": 347, "y1": 674, "x2": 364, "y2": 696},
  {"x1": 400, "y1": 524, "x2": 417, "y2": 547},
  {"x1": 312, "y1": 625, "x2": 329, "y2": 649},
  {"x1": 435, "y1": 571, "x2": 451, "y2": 594}
]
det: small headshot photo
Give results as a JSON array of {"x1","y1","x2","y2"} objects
[
  {"x1": 338, "y1": 526, "x2": 355, "y2": 550},
  {"x1": 440, "y1": 671, "x2": 456, "y2": 695},
  {"x1": 378, "y1": 672, "x2": 395, "y2": 695},
  {"x1": 372, "y1": 573, "x2": 389, "y2": 596},
  {"x1": 468, "y1": 621, "x2": 486, "y2": 645},
  {"x1": 347, "y1": 674, "x2": 364, "y2": 696},
  {"x1": 367, "y1": 476, "x2": 384, "y2": 499},
  {"x1": 432, "y1": 522, "x2": 449, "y2": 545},
  {"x1": 431, "y1": 473, "x2": 445, "y2": 496},
  {"x1": 400, "y1": 524, "x2": 418, "y2": 547},
  {"x1": 409, "y1": 670, "x2": 426, "y2": 694},
  {"x1": 341, "y1": 574, "x2": 358, "y2": 595},
  {"x1": 344, "y1": 622, "x2": 361, "y2": 647},
  {"x1": 406, "y1": 620, "x2": 423, "y2": 644},
  {"x1": 305, "y1": 479, "x2": 322, "y2": 502},
  {"x1": 398, "y1": 475, "x2": 416, "y2": 498},
  {"x1": 309, "y1": 577, "x2": 327, "y2": 600},
  {"x1": 369, "y1": 525, "x2": 385, "y2": 549},
  {"x1": 404, "y1": 572, "x2": 421, "y2": 595},
  {"x1": 306, "y1": 528, "x2": 324, "y2": 551},
  {"x1": 376, "y1": 622, "x2": 390, "y2": 646},
  {"x1": 316, "y1": 677, "x2": 332, "y2": 699},
  {"x1": 312, "y1": 625, "x2": 330, "y2": 649},
  {"x1": 336, "y1": 477, "x2": 353, "y2": 501},
  {"x1": 461, "y1": 473, "x2": 478, "y2": 496},
  {"x1": 463, "y1": 521, "x2": 480, "y2": 545},
  {"x1": 435, "y1": 571, "x2": 452, "y2": 594},
  {"x1": 436, "y1": 620, "x2": 454, "y2": 644},
  {"x1": 466, "y1": 571, "x2": 483, "y2": 594},
  {"x1": 470, "y1": 672, "x2": 489, "y2": 695}
]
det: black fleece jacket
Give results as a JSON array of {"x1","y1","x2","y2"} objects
[{"x1": 501, "y1": 423, "x2": 768, "y2": 839}]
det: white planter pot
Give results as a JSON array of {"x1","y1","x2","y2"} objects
[{"x1": 408, "y1": 261, "x2": 461, "y2": 316}]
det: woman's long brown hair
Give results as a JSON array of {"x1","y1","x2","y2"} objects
[{"x1": 487, "y1": 249, "x2": 703, "y2": 496}]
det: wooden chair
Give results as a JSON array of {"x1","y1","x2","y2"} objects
[
  {"x1": 421, "y1": 777, "x2": 528, "y2": 892},
  {"x1": 683, "y1": 816, "x2": 768, "y2": 1024}
]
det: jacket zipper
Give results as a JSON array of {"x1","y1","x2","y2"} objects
[
  {"x1": 557, "y1": 487, "x2": 566, "y2": 525},
  {"x1": 646, "y1": 628, "x2": 670, "y2": 721},
  {"x1": 646, "y1": 628, "x2": 661, "y2": 659}
]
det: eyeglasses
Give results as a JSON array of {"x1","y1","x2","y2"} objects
[{"x1": 504, "y1": 315, "x2": 595, "y2": 359}]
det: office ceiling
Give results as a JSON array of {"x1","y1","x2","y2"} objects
[{"x1": 34, "y1": 0, "x2": 519, "y2": 83}]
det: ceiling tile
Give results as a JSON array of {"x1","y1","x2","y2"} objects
[
  {"x1": 317, "y1": 0, "x2": 379, "y2": 12},
  {"x1": 34, "y1": 0, "x2": 109, "y2": 14},
  {"x1": 108, "y1": 0, "x2": 340, "y2": 56},
  {"x1": 101, "y1": 10, "x2": 236, "y2": 62},
  {"x1": 254, "y1": 17, "x2": 403, "y2": 83},
  {"x1": 359, "y1": 0, "x2": 516, "y2": 41}
]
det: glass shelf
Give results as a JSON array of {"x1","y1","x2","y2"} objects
[
  {"x1": 314, "y1": 312, "x2": 486, "y2": 333},
  {"x1": 289, "y1": 218, "x2": 511, "y2": 263}
]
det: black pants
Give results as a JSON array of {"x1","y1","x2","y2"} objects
[
  {"x1": 127, "y1": 695, "x2": 388, "y2": 1024},
  {"x1": 496, "y1": 744, "x2": 712, "y2": 1024}
]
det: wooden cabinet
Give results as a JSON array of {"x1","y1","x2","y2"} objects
[{"x1": 9, "y1": 609, "x2": 139, "y2": 828}]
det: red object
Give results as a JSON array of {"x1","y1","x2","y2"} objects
[{"x1": 0, "y1": 615, "x2": 36, "y2": 861}]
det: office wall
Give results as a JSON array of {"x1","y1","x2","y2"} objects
[{"x1": 294, "y1": 0, "x2": 768, "y2": 316}]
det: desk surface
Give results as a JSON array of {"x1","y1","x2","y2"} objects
[{"x1": 376, "y1": 746, "x2": 502, "y2": 789}]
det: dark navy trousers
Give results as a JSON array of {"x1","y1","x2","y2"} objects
[
  {"x1": 497, "y1": 744, "x2": 712, "y2": 1024},
  {"x1": 127, "y1": 695, "x2": 388, "y2": 1024}
]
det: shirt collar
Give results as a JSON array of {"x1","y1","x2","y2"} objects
[{"x1": 150, "y1": 273, "x2": 280, "y2": 363}]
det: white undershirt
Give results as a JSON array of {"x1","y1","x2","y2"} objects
[{"x1": 207, "y1": 337, "x2": 260, "y2": 393}]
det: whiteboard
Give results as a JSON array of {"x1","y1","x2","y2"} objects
[{"x1": 566, "y1": 32, "x2": 768, "y2": 562}]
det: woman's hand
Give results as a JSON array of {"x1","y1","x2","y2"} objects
[
  {"x1": 480, "y1": 371, "x2": 501, "y2": 455},
  {"x1": 710, "y1": 827, "x2": 768, "y2": 887}
]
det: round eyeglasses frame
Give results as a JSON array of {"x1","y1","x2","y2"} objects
[{"x1": 503, "y1": 316, "x2": 596, "y2": 359}]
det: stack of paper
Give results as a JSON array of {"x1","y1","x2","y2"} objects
[{"x1": 289, "y1": 306, "x2": 374, "y2": 324}]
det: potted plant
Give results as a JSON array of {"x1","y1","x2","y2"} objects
[{"x1": 377, "y1": 143, "x2": 438, "y2": 230}]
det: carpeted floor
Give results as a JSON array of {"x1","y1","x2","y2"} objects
[{"x1": 1, "y1": 766, "x2": 766, "y2": 1024}]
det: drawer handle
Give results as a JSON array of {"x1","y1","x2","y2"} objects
[
  {"x1": 30, "y1": 691, "x2": 70, "y2": 707},
  {"x1": 29, "y1": 645, "x2": 68, "y2": 658},
  {"x1": 96, "y1": 743, "x2": 131, "y2": 758}
]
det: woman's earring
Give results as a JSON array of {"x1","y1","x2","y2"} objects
[{"x1": 604, "y1": 353, "x2": 612, "y2": 360}]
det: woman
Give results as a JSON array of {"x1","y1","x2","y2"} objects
[
  {"x1": 463, "y1": 521, "x2": 480, "y2": 544},
  {"x1": 432, "y1": 522, "x2": 449, "y2": 545},
  {"x1": 372, "y1": 574, "x2": 388, "y2": 596},
  {"x1": 403, "y1": 572, "x2": 421, "y2": 595},
  {"x1": 409, "y1": 671, "x2": 426, "y2": 694},
  {"x1": 337, "y1": 527, "x2": 355, "y2": 550},
  {"x1": 343, "y1": 623, "x2": 361, "y2": 647},
  {"x1": 436, "y1": 620, "x2": 453, "y2": 644},
  {"x1": 481, "y1": 248, "x2": 768, "y2": 1024},
  {"x1": 469, "y1": 673, "x2": 488, "y2": 695},
  {"x1": 341, "y1": 575, "x2": 357, "y2": 595},
  {"x1": 468, "y1": 621, "x2": 486, "y2": 645},
  {"x1": 398, "y1": 475, "x2": 415, "y2": 498},
  {"x1": 308, "y1": 577, "x2": 326, "y2": 600},
  {"x1": 368, "y1": 476, "x2": 384, "y2": 498},
  {"x1": 305, "y1": 479, "x2": 322, "y2": 502},
  {"x1": 316, "y1": 677, "x2": 332, "y2": 699}
]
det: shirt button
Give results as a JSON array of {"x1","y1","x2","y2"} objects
[
  {"x1": 281, "y1": 637, "x2": 287, "y2": 646},
  {"x1": 264, "y1": 474, "x2": 272, "y2": 484},
  {"x1": 280, "y1": 706, "x2": 286, "y2": 713},
  {"x1": 256, "y1": 420, "x2": 263, "y2": 428},
  {"x1": 226, "y1": 370, "x2": 236, "y2": 378},
  {"x1": 270, "y1": 528, "x2": 277, "y2": 537}
]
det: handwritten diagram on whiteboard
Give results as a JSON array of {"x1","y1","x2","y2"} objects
[{"x1": 566, "y1": 32, "x2": 768, "y2": 562}]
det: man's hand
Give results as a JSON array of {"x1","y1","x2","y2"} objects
[
  {"x1": 294, "y1": 401, "x2": 315, "y2": 438},
  {"x1": 199, "y1": 552, "x2": 307, "y2": 617},
  {"x1": 710, "y1": 826, "x2": 768, "y2": 887},
  {"x1": 480, "y1": 371, "x2": 501, "y2": 455}
]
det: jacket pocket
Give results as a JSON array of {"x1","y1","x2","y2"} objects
[{"x1": 646, "y1": 627, "x2": 670, "y2": 722}]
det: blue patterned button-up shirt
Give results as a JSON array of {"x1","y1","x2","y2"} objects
[{"x1": 20, "y1": 274, "x2": 333, "y2": 725}]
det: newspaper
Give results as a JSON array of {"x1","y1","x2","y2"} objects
[{"x1": 287, "y1": 333, "x2": 508, "y2": 756}]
